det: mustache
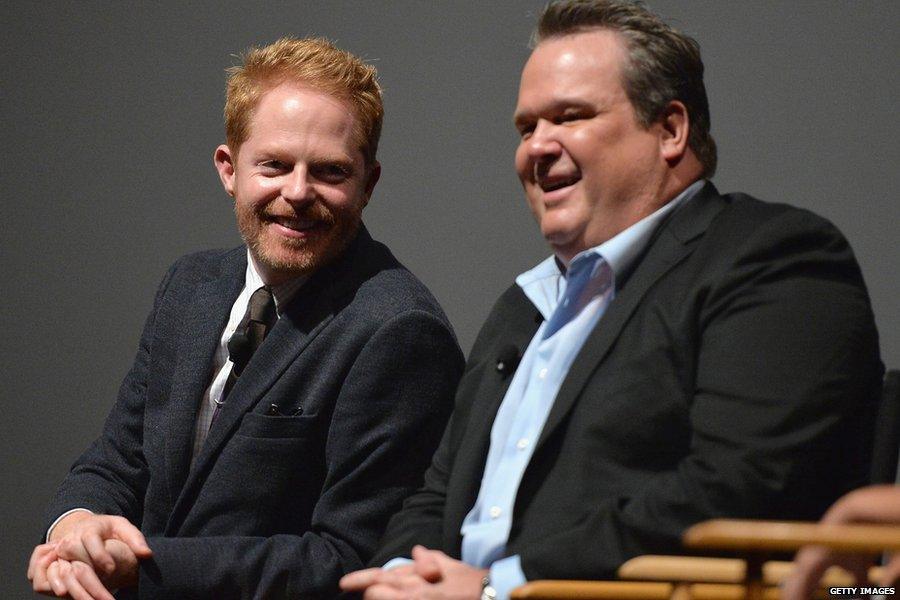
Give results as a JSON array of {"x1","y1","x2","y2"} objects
[{"x1": 262, "y1": 201, "x2": 336, "y2": 225}]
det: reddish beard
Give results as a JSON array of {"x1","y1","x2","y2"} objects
[{"x1": 235, "y1": 199, "x2": 362, "y2": 278}]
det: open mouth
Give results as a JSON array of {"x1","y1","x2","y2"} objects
[
  {"x1": 273, "y1": 216, "x2": 317, "y2": 231},
  {"x1": 266, "y1": 215, "x2": 326, "y2": 236},
  {"x1": 539, "y1": 174, "x2": 581, "y2": 193}
]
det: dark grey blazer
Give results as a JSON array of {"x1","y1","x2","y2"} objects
[
  {"x1": 372, "y1": 183, "x2": 883, "y2": 580},
  {"x1": 45, "y1": 227, "x2": 465, "y2": 599}
]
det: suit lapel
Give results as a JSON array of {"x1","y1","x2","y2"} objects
[
  {"x1": 535, "y1": 183, "x2": 728, "y2": 451},
  {"x1": 166, "y1": 228, "x2": 377, "y2": 533},
  {"x1": 445, "y1": 288, "x2": 541, "y2": 541},
  {"x1": 163, "y1": 249, "x2": 246, "y2": 506}
]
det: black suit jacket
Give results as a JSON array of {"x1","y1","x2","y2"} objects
[
  {"x1": 46, "y1": 227, "x2": 465, "y2": 599},
  {"x1": 372, "y1": 183, "x2": 883, "y2": 580}
]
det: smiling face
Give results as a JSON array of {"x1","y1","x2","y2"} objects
[
  {"x1": 514, "y1": 30, "x2": 670, "y2": 264},
  {"x1": 215, "y1": 82, "x2": 380, "y2": 284}
]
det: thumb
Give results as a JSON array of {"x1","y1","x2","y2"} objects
[
  {"x1": 108, "y1": 517, "x2": 153, "y2": 557},
  {"x1": 411, "y1": 545, "x2": 442, "y2": 583}
]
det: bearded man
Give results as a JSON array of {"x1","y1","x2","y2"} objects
[{"x1": 27, "y1": 37, "x2": 463, "y2": 600}]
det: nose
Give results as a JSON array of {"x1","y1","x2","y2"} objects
[
  {"x1": 524, "y1": 120, "x2": 563, "y2": 162},
  {"x1": 281, "y1": 166, "x2": 316, "y2": 205}
]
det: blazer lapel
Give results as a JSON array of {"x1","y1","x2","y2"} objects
[
  {"x1": 163, "y1": 249, "x2": 246, "y2": 506},
  {"x1": 166, "y1": 228, "x2": 376, "y2": 533},
  {"x1": 445, "y1": 288, "x2": 541, "y2": 544},
  {"x1": 535, "y1": 183, "x2": 728, "y2": 451}
]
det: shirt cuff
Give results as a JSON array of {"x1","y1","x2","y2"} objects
[
  {"x1": 489, "y1": 555, "x2": 527, "y2": 600},
  {"x1": 46, "y1": 508, "x2": 94, "y2": 543},
  {"x1": 382, "y1": 557, "x2": 414, "y2": 570}
]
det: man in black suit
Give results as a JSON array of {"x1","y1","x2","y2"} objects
[
  {"x1": 342, "y1": 2, "x2": 882, "y2": 599},
  {"x1": 27, "y1": 37, "x2": 464, "y2": 599}
]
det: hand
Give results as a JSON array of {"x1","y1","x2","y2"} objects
[
  {"x1": 29, "y1": 543, "x2": 112, "y2": 600},
  {"x1": 51, "y1": 513, "x2": 151, "y2": 579},
  {"x1": 340, "y1": 545, "x2": 486, "y2": 599},
  {"x1": 781, "y1": 485, "x2": 900, "y2": 599},
  {"x1": 29, "y1": 538, "x2": 141, "y2": 599}
]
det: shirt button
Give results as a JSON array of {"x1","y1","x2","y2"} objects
[
  {"x1": 538, "y1": 368, "x2": 548, "y2": 379},
  {"x1": 516, "y1": 438, "x2": 529, "y2": 450},
  {"x1": 489, "y1": 506, "x2": 502, "y2": 519}
]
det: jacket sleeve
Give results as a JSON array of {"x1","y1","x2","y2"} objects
[
  {"x1": 137, "y1": 309, "x2": 464, "y2": 599},
  {"x1": 366, "y1": 285, "x2": 527, "y2": 567},
  {"x1": 518, "y1": 208, "x2": 883, "y2": 579},
  {"x1": 43, "y1": 260, "x2": 182, "y2": 530}
]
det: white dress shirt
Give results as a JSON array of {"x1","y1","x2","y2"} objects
[{"x1": 190, "y1": 251, "x2": 306, "y2": 459}]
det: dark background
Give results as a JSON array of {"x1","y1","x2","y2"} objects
[{"x1": 3, "y1": 1, "x2": 898, "y2": 595}]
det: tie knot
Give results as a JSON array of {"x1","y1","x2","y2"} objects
[{"x1": 248, "y1": 285, "x2": 276, "y2": 326}]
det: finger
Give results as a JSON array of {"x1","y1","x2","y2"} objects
[
  {"x1": 384, "y1": 564, "x2": 417, "y2": 577},
  {"x1": 108, "y1": 516, "x2": 152, "y2": 556},
  {"x1": 57, "y1": 534, "x2": 92, "y2": 564},
  {"x1": 47, "y1": 560, "x2": 69, "y2": 597},
  {"x1": 783, "y1": 547, "x2": 829, "y2": 600},
  {"x1": 411, "y1": 545, "x2": 442, "y2": 582},
  {"x1": 71, "y1": 561, "x2": 115, "y2": 600},
  {"x1": 61, "y1": 562, "x2": 96, "y2": 600},
  {"x1": 376, "y1": 570, "x2": 432, "y2": 595},
  {"x1": 83, "y1": 532, "x2": 116, "y2": 576},
  {"x1": 362, "y1": 583, "x2": 410, "y2": 600},
  {"x1": 341, "y1": 568, "x2": 386, "y2": 590},
  {"x1": 105, "y1": 538, "x2": 139, "y2": 570},
  {"x1": 28, "y1": 543, "x2": 56, "y2": 580},
  {"x1": 29, "y1": 549, "x2": 61, "y2": 593}
]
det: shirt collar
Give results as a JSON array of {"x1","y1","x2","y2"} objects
[
  {"x1": 516, "y1": 179, "x2": 705, "y2": 319},
  {"x1": 245, "y1": 250, "x2": 308, "y2": 315}
]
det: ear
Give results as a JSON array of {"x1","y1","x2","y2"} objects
[
  {"x1": 362, "y1": 161, "x2": 381, "y2": 206},
  {"x1": 657, "y1": 100, "x2": 690, "y2": 163},
  {"x1": 214, "y1": 144, "x2": 237, "y2": 197}
]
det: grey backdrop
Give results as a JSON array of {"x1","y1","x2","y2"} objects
[{"x1": 3, "y1": 1, "x2": 898, "y2": 595}]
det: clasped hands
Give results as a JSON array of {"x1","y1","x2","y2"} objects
[
  {"x1": 27, "y1": 512, "x2": 152, "y2": 600},
  {"x1": 341, "y1": 545, "x2": 488, "y2": 600}
]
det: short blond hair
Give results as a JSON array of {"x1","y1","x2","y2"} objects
[{"x1": 224, "y1": 37, "x2": 383, "y2": 164}]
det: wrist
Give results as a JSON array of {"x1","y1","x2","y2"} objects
[{"x1": 48, "y1": 510, "x2": 94, "y2": 542}]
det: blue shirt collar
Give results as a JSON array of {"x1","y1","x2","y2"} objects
[{"x1": 516, "y1": 179, "x2": 705, "y2": 319}]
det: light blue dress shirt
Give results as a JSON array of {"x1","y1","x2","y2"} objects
[
  {"x1": 381, "y1": 181, "x2": 702, "y2": 597},
  {"x1": 462, "y1": 181, "x2": 702, "y2": 599}
]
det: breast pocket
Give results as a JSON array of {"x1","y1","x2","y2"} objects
[
  {"x1": 235, "y1": 411, "x2": 317, "y2": 439},
  {"x1": 209, "y1": 412, "x2": 323, "y2": 535}
]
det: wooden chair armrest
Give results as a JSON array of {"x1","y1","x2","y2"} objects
[
  {"x1": 618, "y1": 555, "x2": 743, "y2": 583},
  {"x1": 684, "y1": 519, "x2": 900, "y2": 553},
  {"x1": 511, "y1": 580, "x2": 672, "y2": 599},
  {"x1": 617, "y1": 555, "x2": 860, "y2": 586},
  {"x1": 510, "y1": 580, "x2": 785, "y2": 600}
]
